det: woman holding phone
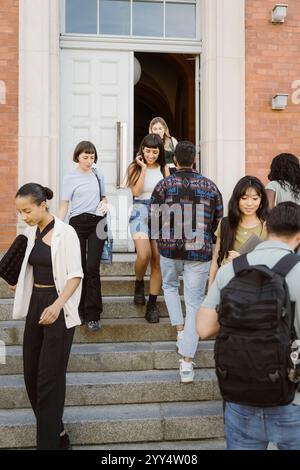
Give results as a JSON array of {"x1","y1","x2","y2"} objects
[{"x1": 127, "y1": 133, "x2": 169, "y2": 323}]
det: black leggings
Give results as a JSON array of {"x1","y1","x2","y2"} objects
[
  {"x1": 69, "y1": 213, "x2": 106, "y2": 321},
  {"x1": 23, "y1": 286, "x2": 74, "y2": 450}
]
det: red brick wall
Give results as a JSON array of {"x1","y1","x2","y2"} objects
[
  {"x1": 246, "y1": 0, "x2": 300, "y2": 182},
  {"x1": 0, "y1": 0, "x2": 18, "y2": 252}
]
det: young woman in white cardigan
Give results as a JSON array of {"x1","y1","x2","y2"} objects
[{"x1": 13, "y1": 183, "x2": 83, "y2": 450}]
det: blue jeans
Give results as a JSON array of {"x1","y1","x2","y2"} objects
[
  {"x1": 160, "y1": 255, "x2": 210, "y2": 358},
  {"x1": 225, "y1": 401, "x2": 300, "y2": 450}
]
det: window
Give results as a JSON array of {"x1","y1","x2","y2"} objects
[
  {"x1": 132, "y1": 1, "x2": 164, "y2": 37},
  {"x1": 99, "y1": 0, "x2": 130, "y2": 35},
  {"x1": 64, "y1": 0, "x2": 198, "y2": 39},
  {"x1": 166, "y1": 2, "x2": 196, "y2": 38},
  {"x1": 65, "y1": 0, "x2": 97, "y2": 34}
]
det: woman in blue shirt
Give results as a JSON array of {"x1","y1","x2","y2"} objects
[{"x1": 58, "y1": 141, "x2": 107, "y2": 331}]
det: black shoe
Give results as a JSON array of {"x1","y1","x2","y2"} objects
[
  {"x1": 134, "y1": 280, "x2": 146, "y2": 305},
  {"x1": 60, "y1": 433, "x2": 72, "y2": 450},
  {"x1": 145, "y1": 302, "x2": 160, "y2": 323}
]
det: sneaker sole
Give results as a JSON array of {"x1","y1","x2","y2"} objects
[{"x1": 180, "y1": 377, "x2": 194, "y2": 384}]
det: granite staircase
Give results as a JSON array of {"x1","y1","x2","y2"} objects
[{"x1": 0, "y1": 254, "x2": 224, "y2": 449}]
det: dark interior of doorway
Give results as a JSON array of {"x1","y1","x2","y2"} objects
[{"x1": 134, "y1": 52, "x2": 196, "y2": 155}]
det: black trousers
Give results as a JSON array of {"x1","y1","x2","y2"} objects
[
  {"x1": 69, "y1": 213, "x2": 106, "y2": 322},
  {"x1": 23, "y1": 286, "x2": 75, "y2": 450}
]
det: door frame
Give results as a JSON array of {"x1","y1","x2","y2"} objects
[
  {"x1": 60, "y1": 48, "x2": 134, "y2": 251},
  {"x1": 19, "y1": 0, "x2": 245, "y2": 234}
]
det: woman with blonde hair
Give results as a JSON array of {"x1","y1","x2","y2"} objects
[{"x1": 149, "y1": 117, "x2": 178, "y2": 173}]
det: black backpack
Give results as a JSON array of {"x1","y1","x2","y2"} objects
[{"x1": 215, "y1": 253, "x2": 300, "y2": 407}]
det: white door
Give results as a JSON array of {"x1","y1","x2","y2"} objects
[
  {"x1": 195, "y1": 55, "x2": 201, "y2": 171},
  {"x1": 60, "y1": 49, "x2": 134, "y2": 250}
]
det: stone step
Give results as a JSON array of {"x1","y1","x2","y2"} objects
[
  {"x1": 101, "y1": 277, "x2": 183, "y2": 297},
  {"x1": 0, "y1": 280, "x2": 14, "y2": 298},
  {"x1": 0, "y1": 341, "x2": 215, "y2": 375},
  {"x1": 0, "y1": 276, "x2": 183, "y2": 298},
  {"x1": 100, "y1": 253, "x2": 148, "y2": 277},
  {"x1": 0, "y1": 318, "x2": 177, "y2": 346},
  {"x1": 0, "y1": 400, "x2": 224, "y2": 448},
  {"x1": 0, "y1": 369, "x2": 220, "y2": 409},
  {"x1": 0, "y1": 297, "x2": 176, "y2": 322},
  {"x1": 0, "y1": 254, "x2": 140, "y2": 296},
  {"x1": 74, "y1": 438, "x2": 226, "y2": 450}
]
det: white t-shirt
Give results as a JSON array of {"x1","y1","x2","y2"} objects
[{"x1": 266, "y1": 180, "x2": 300, "y2": 205}]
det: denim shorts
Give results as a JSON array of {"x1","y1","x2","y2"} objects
[{"x1": 129, "y1": 199, "x2": 151, "y2": 238}]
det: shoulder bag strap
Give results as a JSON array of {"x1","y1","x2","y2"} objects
[{"x1": 92, "y1": 167, "x2": 102, "y2": 201}]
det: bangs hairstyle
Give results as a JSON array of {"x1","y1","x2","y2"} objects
[
  {"x1": 138, "y1": 133, "x2": 165, "y2": 162},
  {"x1": 126, "y1": 133, "x2": 166, "y2": 188},
  {"x1": 219, "y1": 176, "x2": 269, "y2": 262},
  {"x1": 73, "y1": 141, "x2": 98, "y2": 163}
]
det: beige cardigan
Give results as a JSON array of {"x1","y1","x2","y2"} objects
[{"x1": 13, "y1": 216, "x2": 83, "y2": 328}]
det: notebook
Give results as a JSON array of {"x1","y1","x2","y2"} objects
[{"x1": 238, "y1": 234, "x2": 263, "y2": 255}]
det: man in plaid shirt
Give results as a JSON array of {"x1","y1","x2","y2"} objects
[{"x1": 150, "y1": 141, "x2": 223, "y2": 383}]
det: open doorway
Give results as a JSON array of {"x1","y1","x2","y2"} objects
[{"x1": 134, "y1": 52, "x2": 197, "y2": 156}]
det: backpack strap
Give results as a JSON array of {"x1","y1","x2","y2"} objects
[
  {"x1": 272, "y1": 253, "x2": 300, "y2": 277},
  {"x1": 232, "y1": 253, "x2": 250, "y2": 275},
  {"x1": 273, "y1": 253, "x2": 299, "y2": 341}
]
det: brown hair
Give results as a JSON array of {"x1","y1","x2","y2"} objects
[
  {"x1": 127, "y1": 134, "x2": 166, "y2": 188},
  {"x1": 73, "y1": 141, "x2": 98, "y2": 163}
]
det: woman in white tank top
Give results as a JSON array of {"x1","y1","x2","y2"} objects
[{"x1": 127, "y1": 134, "x2": 169, "y2": 323}]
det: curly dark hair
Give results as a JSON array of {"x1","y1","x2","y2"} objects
[
  {"x1": 218, "y1": 176, "x2": 269, "y2": 263},
  {"x1": 268, "y1": 153, "x2": 300, "y2": 200}
]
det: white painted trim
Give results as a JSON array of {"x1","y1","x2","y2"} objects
[
  {"x1": 60, "y1": 35, "x2": 202, "y2": 54},
  {"x1": 19, "y1": 0, "x2": 60, "y2": 227},
  {"x1": 200, "y1": 0, "x2": 245, "y2": 207}
]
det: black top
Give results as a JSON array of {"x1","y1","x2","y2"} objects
[{"x1": 28, "y1": 219, "x2": 55, "y2": 285}]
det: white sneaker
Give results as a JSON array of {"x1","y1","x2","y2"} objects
[
  {"x1": 179, "y1": 359, "x2": 195, "y2": 383},
  {"x1": 176, "y1": 330, "x2": 184, "y2": 351}
]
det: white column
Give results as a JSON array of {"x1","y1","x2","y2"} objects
[
  {"x1": 19, "y1": 0, "x2": 60, "y2": 214},
  {"x1": 201, "y1": 0, "x2": 245, "y2": 207}
]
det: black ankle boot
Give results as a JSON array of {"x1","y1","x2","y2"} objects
[
  {"x1": 134, "y1": 279, "x2": 146, "y2": 305},
  {"x1": 60, "y1": 433, "x2": 72, "y2": 450},
  {"x1": 145, "y1": 302, "x2": 160, "y2": 323}
]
